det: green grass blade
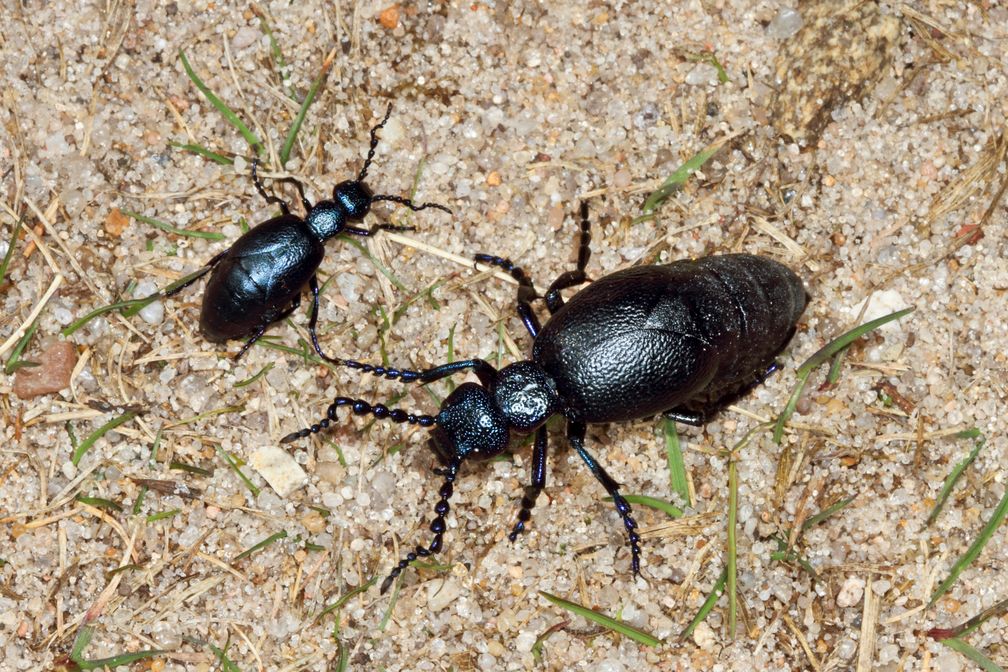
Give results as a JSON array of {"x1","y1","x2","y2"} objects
[
  {"x1": 773, "y1": 308, "x2": 914, "y2": 444},
  {"x1": 170, "y1": 141, "x2": 234, "y2": 165},
  {"x1": 76, "y1": 495, "x2": 123, "y2": 512},
  {"x1": 253, "y1": 338, "x2": 340, "y2": 373},
  {"x1": 165, "y1": 403, "x2": 244, "y2": 430},
  {"x1": 4, "y1": 315, "x2": 40, "y2": 374},
  {"x1": 538, "y1": 591, "x2": 661, "y2": 647},
  {"x1": 801, "y1": 496, "x2": 856, "y2": 532},
  {"x1": 146, "y1": 509, "x2": 180, "y2": 522},
  {"x1": 796, "y1": 308, "x2": 915, "y2": 377},
  {"x1": 938, "y1": 637, "x2": 1003, "y2": 672},
  {"x1": 70, "y1": 625, "x2": 165, "y2": 672},
  {"x1": 234, "y1": 362, "x2": 274, "y2": 388},
  {"x1": 179, "y1": 50, "x2": 263, "y2": 153},
  {"x1": 315, "y1": 576, "x2": 378, "y2": 625},
  {"x1": 208, "y1": 642, "x2": 242, "y2": 672},
  {"x1": 169, "y1": 460, "x2": 213, "y2": 477},
  {"x1": 606, "y1": 494, "x2": 683, "y2": 518},
  {"x1": 232, "y1": 530, "x2": 288, "y2": 562},
  {"x1": 930, "y1": 488, "x2": 1008, "y2": 606},
  {"x1": 72, "y1": 410, "x2": 141, "y2": 466},
  {"x1": 132, "y1": 485, "x2": 148, "y2": 515},
  {"x1": 62, "y1": 298, "x2": 145, "y2": 336},
  {"x1": 253, "y1": 7, "x2": 296, "y2": 99},
  {"x1": 663, "y1": 419, "x2": 691, "y2": 505},
  {"x1": 379, "y1": 574, "x2": 404, "y2": 631},
  {"x1": 120, "y1": 266, "x2": 211, "y2": 318},
  {"x1": 280, "y1": 50, "x2": 334, "y2": 167},
  {"x1": 927, "y1": 434, "x2": 985, "y2": 526},
  {"x1": 123, "y1": 210, "x2": 225, "y2": 240},
  {"x1": 0, "y1": 215, "x2": 25, "y2": 285},
  {"x1": 679, "y1": 566, "x2": 727, "y2": 640},
  {"x1": 771, "y1": 368, "x2": 810, "y2": 444},
  {"x1": 928, "y1": 598, "x2": 1008, "y2": 640},
  {"x1": 638, "y1": 137, "x2": 729, "y2": 219},
  {"x1": 727, "y1": 457, "x2": 738, "y2": 639},
  {"x1": 338, "y1": 234, "x2": 408, "y2": 291}
]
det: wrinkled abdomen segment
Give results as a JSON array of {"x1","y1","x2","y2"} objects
[
  {"x1": 533, "y1": 255, "x2": 806, "y2": 423},
  {"x1": 199, "y1": 217, "x2": 323, "y2": 341}
]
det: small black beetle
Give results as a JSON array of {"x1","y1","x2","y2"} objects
[
  {"x1": 164, "y1": 104, "x2": 451, "y2": 360},
  {"x1": 283, "y1": 202, "x2": 807, "y2": 591}
]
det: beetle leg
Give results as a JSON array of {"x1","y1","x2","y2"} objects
[
  {"x1": 306, "y1": 275, "x2": 341, "y2": 364},
  {"x1": 251, "y1": 158, "x2": 291, "y2": 216},
  {"x1": 544, "y1": 201, "x2": 593, "y2": 313},
  {"x1": 233, "y1": 323, "x2": 268, "y2": 361},
  {"x1": 568, "y1": 420, "x2": 642, "y2": 576},
  {"x1": 232, "y1": 294, "x2": 302, "y2": 361},
  {"x1": 473, "y1": 253, "x2": 541, "y2": 338},
  {"x1": 273, "y1": 176, "x2": 312, "y2": 213},
  {"x1": 160, "y1": 250, "x2": 226, "y2": 299},
  {"x1": 380, "y1": 458, "x2": 462, "y2": 594},
  {"x1": 508, "y1": 425, "x2": 548, "y2": 541},
  {"x1": 341, "y1": 357, "x2": 498, "y2": 386}
]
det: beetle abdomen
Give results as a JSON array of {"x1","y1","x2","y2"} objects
[
  {"x1": 199, "y1": 216, "x2": 324, "y2": 341},
  {"x1": 533, "y1": 254, "x2": 806, "y2": 423}
]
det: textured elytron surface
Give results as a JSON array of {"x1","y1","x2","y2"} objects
[
  {"x1": 534, "y1": 254, "x2": 807, "y2": 422},
  {"x1": 199, "y1": 216, "x2": 323, "y2": 341}
]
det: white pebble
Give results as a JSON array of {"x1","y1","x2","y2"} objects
[
  {"x1": 139, "y1": 300, "x2": 164, "y2": 326},
  {"x1": 61, "y1": 461, "x2": 77, "y2": 480},
  {"x1": 426, "y1": 577, "x2": 462, "y2": 611},
  {"x1": 836, "y1": 576, "x2": 864, "y2": 608},
  {"x1": 767, "y1": 7, "x2": 803, "y2": 39},
  {"x1": 847, "y1": 290, "x2": 909, "y2": 332},
  {"x1": 250, "y1": 446, "x2": 308, "y2": 497},
  {"x1": 693, "y1": 621, "x2": 716, "y2": 650}
]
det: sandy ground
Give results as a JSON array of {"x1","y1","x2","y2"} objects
[{"x1": 1, "y1": 1, "x2": 1006, "y2": 670}]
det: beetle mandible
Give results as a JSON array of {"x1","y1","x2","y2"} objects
[
  {"x1": 282, "y1": 201, "x2": 807, "y2": 592},
  {"x1": 163, "y1": 104, "x2": 451, "y2": 360}
]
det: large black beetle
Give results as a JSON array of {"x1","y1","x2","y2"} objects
[
  {"x1": 164, "y1": 104, "x2": 450, "y2": 360},
  {"x1": 283, "y1": 202, "x2": 807, "y2": 591}
]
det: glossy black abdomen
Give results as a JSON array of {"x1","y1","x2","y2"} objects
[
  {"x1": 532, "y1": 254, "x2": 807, "y2": 423},
  {"x1": 200, "y1": 215, "x2": 324, "y2": 341}
]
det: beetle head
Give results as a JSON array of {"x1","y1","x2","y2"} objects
[
  {"x1": 430, "y1": 382, "x2": 510, "y2": 464},
  {"x1": 490, "y1": 361, "x2": 559, "y2": 433},
  {"x1": 333, "y1": 180, "x2": 374, "y2": 221},
  {"x1": 305, "y1": 202, "x2": 345, "y2": 241}
]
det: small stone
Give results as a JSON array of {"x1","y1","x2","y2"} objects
[
  {"x1": 836, "y1": 576, "x2": 864, "y2": 608},
  {"x1": 766, "y1": 7, "x2": 803, "y2": 39},
  {"x1": 231, "y1": 25, "x2": 259, "y2": 50},
  {"x1": 685, "y1": 63, "x2": 720, "y2": 86},
  {"x1": 104, "y1": 208, "x2": 129, "y2": 237},
  {"x1": 13, "y1": 338, "x2": 78, "y2": 399},
  {"x1": 847, "y1": 290, "x2": 909, "y2": 332},
  {"x1": 301, "y1": 510, "x2": 327, "y2": 534},
  {"x1": 378, "y1": 5, "x2": 399, "y2": 30},
  {"x1": 250, "y1": 446, "x2": 308, "y2": 497},
  {"x1": 485, "y1": 171, "x2": 502, "y2": 186},
  {"x1": 315, "y1": 461, "x2": 344, "y2": 485},
  {"x1": 693, "y1": 621, "x2": 716, "y2": 650},
  {"x1": 426, "y1": 577, "x2": 462, "y2": 611}
]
